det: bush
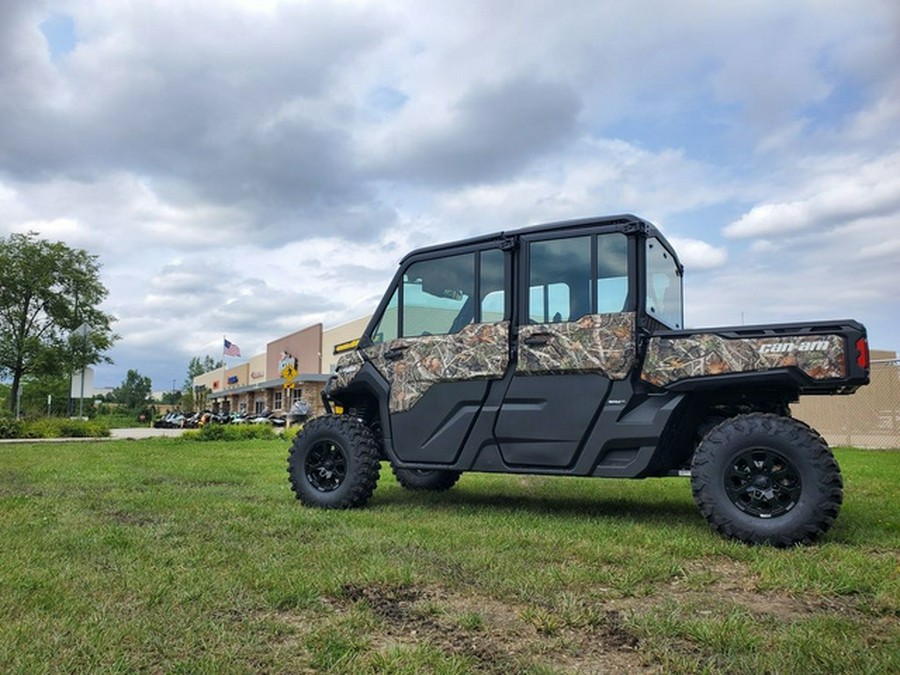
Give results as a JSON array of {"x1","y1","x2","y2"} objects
[
  {"x1": 0, "y1": 417, "x2": 22, "y2": 439},
  {"x1": 182, "y1": 423, "x2": 280, "y2": 442},
  {"x1": 282, "y1": 424, "x2": 304, "y2": 443},
  {"x1": 57, "y1": 419, "x2": 110, "y2": 438},
  {"x1": 20, "y1": 419, "x2": 57, "y2": 438},
  {"x1": 12, "y1": 418, "x2": 111, "y2": 439}
]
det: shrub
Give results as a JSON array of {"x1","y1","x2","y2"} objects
[
  {"x1": 57, "y1": 419, "x2": 110, "y2": 438},
  {"x1": 281, "y1": 424, "x2": 304, "y2": 443},
  {"x1": 0, "y1": 417, "x2": 22, "y2": 439},
  {"x1": 182, "y1": 423, "x2": 279, "y2": 442},
  {"x1": 20, "y1": 419, "x2": 58, "y2": 438},
  {"x1": 14, "y1": 418, "x2": 111, "y2": 439}
]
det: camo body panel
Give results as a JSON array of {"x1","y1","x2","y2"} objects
[
  {"x1": 332, "y1": 351, "x2": 365, "y2": 393},
  {"x1": 641, "y1": 333, "x2": 847, "y2": 387},
  {"x1": 365, "y1": 321, "x2": 510, "y2": 413},
  {"x1": 516, "y1": 312, "x2": 636, "y2": 378}
]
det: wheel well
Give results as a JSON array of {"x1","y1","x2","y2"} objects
[
  {"x1": 333, "y1": 390, "x2": 385, "y2": 456},
  {"x1": 661, "y1": 390, "x2": 798, "y2": 472}
]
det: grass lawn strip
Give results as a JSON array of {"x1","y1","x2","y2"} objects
[{"x1": 0, "y1": 439, "x2": 896, "y2": 673}]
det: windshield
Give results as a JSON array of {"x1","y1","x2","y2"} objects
[{"x1": 645, "y1": 238, "x2": 683, "y2": 329}]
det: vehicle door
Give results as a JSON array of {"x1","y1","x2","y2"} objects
[
  {"x1": 363, "y1": 247, "x2": 510, "y2": 464},
  {"x1": 494, "y1": 230, "x2": 636, "y2": 468}
]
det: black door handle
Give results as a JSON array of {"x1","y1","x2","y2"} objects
[
  {"x1": 523, "y1": 334, "x2": 551, "y2": 347},
  {"x1": 384, "y1": 345, "x2": 409, "y2": 360}
]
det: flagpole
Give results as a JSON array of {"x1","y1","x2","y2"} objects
[{"x1": 222, "y1": 335, "x2": 227, "y2": 414}]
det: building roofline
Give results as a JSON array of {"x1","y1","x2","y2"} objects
[{"x1": 207, "y1": 373, "x2": 329, "y2": 398}]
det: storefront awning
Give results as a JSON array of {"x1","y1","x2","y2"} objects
[{"x1": 207, "y1": 373, "x2": 329, "y2": 399}]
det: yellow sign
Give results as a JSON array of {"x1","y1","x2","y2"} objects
[{"x1": 281, "y1": 364, "x2": 298, "y2": 389}]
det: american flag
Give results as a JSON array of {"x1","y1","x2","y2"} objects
[{"x1": 223, "y1": 338, "x2": 242, "y2": 357}]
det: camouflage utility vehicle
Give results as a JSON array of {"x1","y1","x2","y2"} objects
[{"x1": 288, "y1": 215, "x2": 870, "y2": 545}]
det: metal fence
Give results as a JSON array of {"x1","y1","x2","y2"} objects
[{"x1": 793, "y1": 360, "x2": 900, "y2": 449}]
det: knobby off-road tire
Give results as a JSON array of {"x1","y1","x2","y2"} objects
[
  {"x1": 287, "y1": 415, "x2": 380, "y2": 509},
  {"x1": 691, "y1": 413, "x2": 842, "y2": 546},
  {"x1": 391, "y1": 466, "x2": 462, "y2": 491}
]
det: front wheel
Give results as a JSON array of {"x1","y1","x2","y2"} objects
[
  {"x1": 691, "y1": 413, "x2": 842, "y2": 546},
  {"x1": 287, "y1": 415, "x2": 380, "y2": 509}
]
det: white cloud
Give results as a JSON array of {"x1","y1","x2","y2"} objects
[
  {"x1": 667, "y1": 237, "x2": 728, "y2": 270},
  {"x1": 723, "y1": 152, "x2": 900, "y2": 238},
  {"x1": 431, "y1": 137, "x2": 733, "y2": 236},
  {"x1": 685, "y1": 206, "x2": 900, "y2": 349},
  {"x1": 857, "y1": 236, "x2": 900, "y2": 261},
  {"x1": 2, "y1": 0, "x2": 899, "y2": 387}
]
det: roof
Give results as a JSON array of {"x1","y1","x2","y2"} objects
[{"x1": 398, "y1": 213, "x2": 667, "y2": 264}]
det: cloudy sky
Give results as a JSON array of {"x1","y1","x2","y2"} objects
[{"x1": 2, "y1": 0, "x2": 898, "y2": 391}]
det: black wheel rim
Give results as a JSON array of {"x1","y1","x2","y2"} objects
[
  {"x1": 724, "y1": 448, "x2": 801, "y2": 518},
  {"x1": 305, "y1": 440, "x2": 347, "y2": 492}
]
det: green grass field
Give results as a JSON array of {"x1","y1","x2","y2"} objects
[{"x1": 0, "y1": 439, "x2": 897, "y2": 673}]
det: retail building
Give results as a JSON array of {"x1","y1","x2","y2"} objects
[{"x1": 193, "y1": 317, "x2": 371, "y2": 417}]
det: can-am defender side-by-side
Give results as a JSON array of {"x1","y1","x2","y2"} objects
[{"x1": 288, "y1": 215, "x2": 869, "y2": 546}]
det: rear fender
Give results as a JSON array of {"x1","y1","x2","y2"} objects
[{"x1": 641, "y1": 320, "x2": 869, "y2": 393}]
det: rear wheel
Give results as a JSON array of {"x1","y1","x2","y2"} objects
[
  {"x1": 391, "y1": 466, "x2": 462, "y2": 491},
  {"x1": 691, "y1": 413, "x2": 842, "y2": 546},
  {"x1": 288, "y1": 415, "x2": 380, "y2": 508}
]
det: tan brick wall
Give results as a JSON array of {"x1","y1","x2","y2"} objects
[
  {"x1": 267, "y1": 324, "x2": 322, "y2": 377},
  {"x1": 321, "y1": 316, "x2": 371, "y2": 374},
  {"x1": 793, "y1": 359, "x2": 899, "y2": 449}
]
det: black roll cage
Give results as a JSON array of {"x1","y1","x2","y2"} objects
[{"x1": 357, "y1": 213, "x2": 684, "y2": 350}]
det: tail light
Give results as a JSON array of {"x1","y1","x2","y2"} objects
[{"x1": 855, "y1": 337, "x2": 870, "y2": 369}]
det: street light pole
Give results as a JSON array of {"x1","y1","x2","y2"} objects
[
  {"x1": 77, "y1": 322, "x2": 88, "y2": 419},
  {"x1": 69, "y1": 291, "x2": 78, "y2": 417}
]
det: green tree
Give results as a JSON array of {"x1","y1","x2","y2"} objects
[
  {"x1": 184, "y1": 355, "x2": 225, "y2": 390},
  {"x1": 19, "y1": 373, "x2": 70, "y2": 417},
  {"x1": 160, "y1": 390, "x2": 183, "y2": 406},
  {"x1": 182, "y1": 355, "x2": 224, "y2": 412},
  {"x1": 0, "y1": 232, "x2": 118, "y2": 413},
  {"x1": 112, "y1": 370, "x2": 152, "y2": 410}
]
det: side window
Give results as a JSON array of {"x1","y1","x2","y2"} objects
[
  {"x1": 597, "y1": 233, "x2": 629, "y2": 313},
  {"x1": 402, "y1": 252, "x2": 475, "y2": 337},
  {"x1": 370, "y1": 248, "x2": 508, "y2": 343},
  {"x1": 528, "y1": 236, "x2": 591, "y2": 323},
  {"x1": 529, "y1": 283, "x2": 571, "y2": 323},
  {"x1": 480, "y1": 248, "x2": 506, "y2": 323},
  {"x1": 527, "y1": 232, "x2": 630, "y2": 324},
  {"x1": 646, "y1": 238, "x2": 683, "y2": 329},
  {"x1": 371, "y1": 287, "x2": 398, "y2": 344}
]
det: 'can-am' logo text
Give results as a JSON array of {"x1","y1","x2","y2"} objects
[{"x1": 759, "y1": 340, "x2": 832, "y2": 354}]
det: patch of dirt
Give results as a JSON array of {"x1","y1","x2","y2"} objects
[
  {"x1": 139, "y1": 476, "x2": 236, "y2": 489},
  {"x1": 104, "y1": 509, "x2": 160, "y2": 526},
  {"x1": 657, "y1": 556, "x2": 862, "y2": 621},
  {"x1": 0, "y1": 470, "x2": 44, "y2": 498},
  {"x1": 330, "y1": 582, "x2": 651, "y2": 673},
  {"x1": 259, "y1": 558, "x2": 873, "y2": 672}
]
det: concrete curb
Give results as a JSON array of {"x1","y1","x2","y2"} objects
[{"x1": 0, "y1": 428, "x2": 186, "y2": 444}]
